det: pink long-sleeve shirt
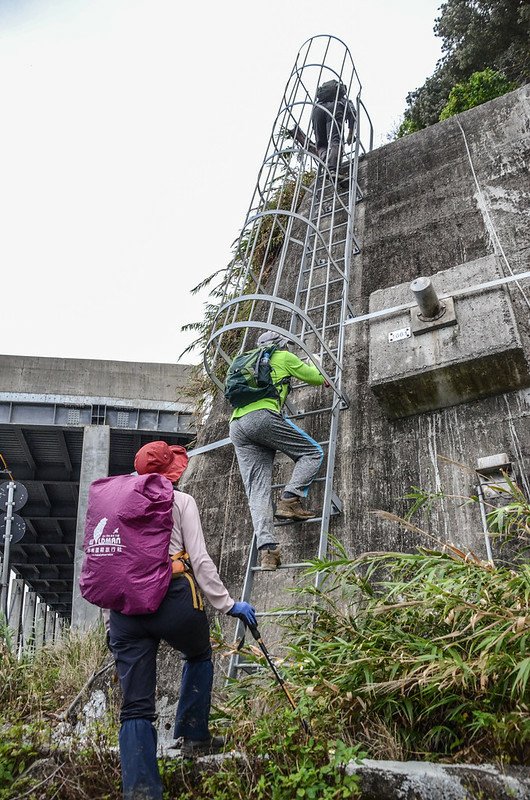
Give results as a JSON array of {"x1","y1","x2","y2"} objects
[{"x1": 170, "y1": 490, "x2": 235, "y2": 614}]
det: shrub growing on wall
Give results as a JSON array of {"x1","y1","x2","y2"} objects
[{"x1": 439, "y1": 68, "x2": 517, "y2": 120}]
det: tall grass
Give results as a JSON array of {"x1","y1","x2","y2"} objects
[
  {"x1": 224, "y1": 479, "x2": 530, "y2": 764},
  {"x1": 0, "y1": 625, "x2": 110, "y2": 721},
  {"x1": 281, "y1": 546, "x2": 530, "y2": 762}
]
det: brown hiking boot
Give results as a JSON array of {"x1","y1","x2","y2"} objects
[
  {"x1": 260, "y1": 547, "x2": 281, "y2": 571},
  {"x1": 275, "y1": 497, "x2": 315, "y2": 520}
]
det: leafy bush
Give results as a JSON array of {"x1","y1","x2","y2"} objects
[
  {"x1": 395, "y1": 116, "x2": 423, "y2": 139},
  {"x1": 161, "y1": 709, "x2": 364, "y2": 800},
  {"x1": 397, "y1": 0, "x2": 529, "y2": 134},
  {"x1": 439, "y1": 68, "x2": 517, "y2": 120},
  {"x1": 282, "y1": 545, "x2": 530, "y2": 762},
  {"x1": 0, "y1": 725, "x2": 40, "y2": 800}
]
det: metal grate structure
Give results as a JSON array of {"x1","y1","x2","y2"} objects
[{"x1": 202, "y1": 36, "x2": 373, "y2": 677}]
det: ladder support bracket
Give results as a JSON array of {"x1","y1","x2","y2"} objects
[{"x1": 331, "y1": 492, "x2": 343, "y2": 515}]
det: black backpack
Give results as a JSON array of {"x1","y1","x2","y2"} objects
[
  {"x1": 224, "y1": 345, "x2": 288, "y2": 409},
  {"x1": 316, "y1": 80, "x2": 346, "y2": 103}
]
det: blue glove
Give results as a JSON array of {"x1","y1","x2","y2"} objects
[{"x1": 228, "y1": 601, "x2": 257, "y2": 628}]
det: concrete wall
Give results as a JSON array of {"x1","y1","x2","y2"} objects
[
  {"x1": 339, "y1": 84, "x2": 530, "y2": 558},
  {"x1": 0, "y1": 354, "x2": 193, "y2": 403},
  {"x1": 181, "y1": 85, "x2": 530, "y2": 604},
  {"x1": 138, "y1": 87, "x2": 530, "y2": 732}
]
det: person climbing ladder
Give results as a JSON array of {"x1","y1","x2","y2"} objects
[{"x1": 227, "y1": 331, "x2": 329, "y2": 571}]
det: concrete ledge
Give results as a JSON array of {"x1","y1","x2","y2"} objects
[
  {"x1": 0, "y1": 354, "x2": 193, "y2": 404},
  {"x1": 348, "y1": 759, "x2": 530, "y2": 800},
  {"x1": 368, "y1": 255, "x2": 530, "y2": 418}
]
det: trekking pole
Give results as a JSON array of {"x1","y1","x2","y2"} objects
[{"x1": 247, "y1": 624, "x2": 312, "y2": 735}]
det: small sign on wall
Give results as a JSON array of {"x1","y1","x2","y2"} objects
[{"x1": 388, "y1": 327, "x2": 411, "y2": 343}]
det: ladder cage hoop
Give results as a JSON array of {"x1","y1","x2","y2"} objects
[{"x1": 197, "y1": 34, "x2": 372, "y2": 680}]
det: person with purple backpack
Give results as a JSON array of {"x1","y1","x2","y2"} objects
[{"x1": 81, "y1": 440, "x2": 255, "y2": 800}]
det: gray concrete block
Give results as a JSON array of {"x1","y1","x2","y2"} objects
[
  {"x1": 348, "y1": 759, "x2": 530, "y2": 799},
  {"x1": 368, "y1": 255, "x2": 530, "y2": 418}
]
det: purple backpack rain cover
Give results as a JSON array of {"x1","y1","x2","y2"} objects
[{"x1": 79, "y1": 473, "x2": 174, "y2": 615}]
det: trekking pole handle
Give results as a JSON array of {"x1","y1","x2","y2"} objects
[{"x1": 249, "y1": 624, "x2": 261, "y2": 641}]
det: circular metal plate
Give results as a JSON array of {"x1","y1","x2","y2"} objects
[
  {"x1": 0, "y1": 481, "x2": 28, "y2": 512},
  {"x1": 0, "y1": 513, "x2": 26, "y2": 544}
]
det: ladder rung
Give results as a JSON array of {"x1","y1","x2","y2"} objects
[
  {"x1": 304, "y1": 236, "x2": 348, "y2": 251},
  {"x1": 302, "y1": 265, "x2": 346, "y2": 278},
  {"x1": 231, "y1": 661, "x2": 261, "y2": 671},
  {"x1": 273, "y1": 517, "x2": 321, "y2": 527},
  {"x1": 289, "y1": 379, "x2": 339, "y2": 392},
  {"x1": 297, "y1": 277, "x2": 343, "y2": 292},
  {"x1": 300, "y1": 322, "x2": 342, "y2": 332},
  {"x1": 320, "y1": 213, "x2": 348, "y2": 225},
  {"x1": 273, "y1": 511, "x2": 338, "y2": 527},
  {"x1": 271, "y1": 476, "x2": 327, "y2": 489},
  {"x1": 287, "y1": 406, "x2": 335, "y2": 419},
  {"x1": 252, "y1": 562, "x2": 311, "y2": 572},
  {"x1": 307, "y1": 299, "x2": 343, "y2": 313}
]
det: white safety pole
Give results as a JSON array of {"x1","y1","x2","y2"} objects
[{"x1": 0, "y1": 481, "x2": 16, "y2": 617}]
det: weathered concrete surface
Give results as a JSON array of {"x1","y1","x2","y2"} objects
[
  {"x1": 181, "y1": 84, "x2": 530, "y2": 599},
  {"x1": 348, "y1": 759, "x2": 530, "y2": 799},
  {"x1": 0, "y1": 354, "x2": 193, "y2": 404},
  {"x1": 154, "y1": 86, "x2": 530, "y2": 766},
  {"x1": 155, "y1": 753, "x2": 530, "y2": 799},
  {"x1": 337, "y1": 84, "x2": 530, "y2": 560},
  {"x1": 369, "y1": 254, "x2": 530, "y2": 417}
]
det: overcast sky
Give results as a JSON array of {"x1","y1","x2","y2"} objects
[{"x1": 0, "y1": 0, "x2": 443, "y2": 366}]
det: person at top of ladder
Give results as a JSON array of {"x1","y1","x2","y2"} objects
[
  {"x1": 227, "y1": 331, "x2": 329, "y2": 572},
  {"x1": 311, "y1": 79, "x2": 356, "y2": 173},
  {"x1": 106, "y1": 441, "x2": 256, "y2": 799}
]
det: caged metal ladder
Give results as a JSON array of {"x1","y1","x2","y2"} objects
[{"x1": 202, "y1": 36, "x2": 373, "y2": 678}]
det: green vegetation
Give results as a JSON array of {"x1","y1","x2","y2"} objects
[
  {"x1": 439, "y1": 68, "x2": 517, "y2": 120},
  {"x1": 220, "y1": 476, "x2": 530, "y2": 766},
  {"x1": 0, "y1": 623, "x2": 110, "y2": 722},
  {"x1": 1, "y1": 478, "x2": 529, "y2": 797},
  {"x1": 0, "y1": 626, "x2": 120, "y2": 799},
  {"x1": 397, "y1": 0, "x2": 529, "y2": 136},
  {"x1": 160, "y1": 721, "x2": 364, "y2": 800},
  {"x1": 280, "y1": 546, "x2": 530, "y2": 762},
  {"x1": 0, "y1": 724, "x2": 40, "y2": 800}
]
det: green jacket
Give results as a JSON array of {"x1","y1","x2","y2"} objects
[{"x1": 230, "y1": 349, "x2": 325, "y2": 420}]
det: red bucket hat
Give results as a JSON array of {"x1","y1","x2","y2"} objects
[{"x1": 134, "y1": 441, "x2": 189, "y2": 483}]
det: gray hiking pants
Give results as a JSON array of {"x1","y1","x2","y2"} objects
[{"x1": 229, "y1": 409, "x2": 324, "y2": 549}]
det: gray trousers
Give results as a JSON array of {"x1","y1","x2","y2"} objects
[{"x1": 229, "y1": 409, "x2": 324, "y2": 549}]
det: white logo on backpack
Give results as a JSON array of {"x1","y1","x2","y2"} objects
[{"x1": 86, "y1": 516, "x2": 124, "y2": 556}]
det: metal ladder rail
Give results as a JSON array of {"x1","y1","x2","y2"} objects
[
  {"x1": 222, "y1": 170, "x2": 356, "y2": 668},
  {"x1": 226, "y1": 165, "x2": 360, "y2": 677},
  {"x1": 201, "y1": 35, "x2": 372, "y2": 678},
  {"x1": 209, "y1": 36, "x2": 372, "y2": 342},
  {"x1": 294, "y1": 166, "x2": 357, "y2": 378},
  {"x1": 306, "y1": 94, "x2": 365, "y2": 583},
  {"x1": 292, "y1": 92, "x2": 364, "y2": 362},
  {"x1": 211, "y1": 39, "x2": 364, "y2": 357}
]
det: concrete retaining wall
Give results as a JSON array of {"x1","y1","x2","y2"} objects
[
  {"x1": 152, "y1": 88, "x2": 530, "y2": 765},
  {"x1": 183, "y1": 84, "x2": 530, "y2": 597}
]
